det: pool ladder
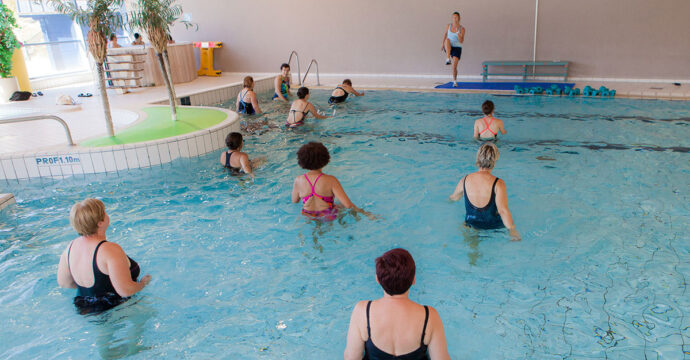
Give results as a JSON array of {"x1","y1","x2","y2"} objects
[
  {"x1": 287, "y1": 51, "x2": 321, "y2": 86},
  {"x1": 287, "y1": 50, "x2": 302, "y2": 86},
  {"x1": 302, "y1": 59, "x2": 320, "y2": 86}
]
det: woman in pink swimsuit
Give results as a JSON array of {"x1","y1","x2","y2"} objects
[
  {"x1": 291, "y1": 142, "x2": 375, "y2": 221},
  {"x1": 473, "y1": 100, "x2": 507, "y2": 141}
]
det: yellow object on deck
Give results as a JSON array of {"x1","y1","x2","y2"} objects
[
  {"x1": 194, "y1": 41, "x2": 222, "y2": 77},
  {"x1": 10, "y1": 48, "x2": 31, "y2": 92}
]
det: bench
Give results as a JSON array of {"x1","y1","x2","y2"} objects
[{"x1": 481, "y1": 61, "x2": 569, "y2": 81}]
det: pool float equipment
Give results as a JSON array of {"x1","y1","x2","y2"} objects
[{"x1": 515, "y1": 84, "x2": 613, "y2": 97}]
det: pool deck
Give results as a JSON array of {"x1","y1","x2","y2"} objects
[
  {"x1": 0, "y1": 73, "x2": 688, "y2": 157},
  {"x1": 0, "y1": 193, "x2": 15, "y2": 211}
]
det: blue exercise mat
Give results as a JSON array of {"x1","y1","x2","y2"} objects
[{"x1": 435, "y1": 81, "x2": 575, "y2": 90}]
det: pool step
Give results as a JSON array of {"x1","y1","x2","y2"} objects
[{"x1": 0, "y1": 193, "x2": 15, "y2": 211}]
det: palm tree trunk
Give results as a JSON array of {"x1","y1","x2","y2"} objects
[
  {"x1": 156, "y1": 51, "x2": 177, "y2": 121},
  {"x1": 95, "y1": 64, "x2": 115, "y2": 137},
  {"x1": 162, "y1": 50, "x2": 178, "y2": 106}
]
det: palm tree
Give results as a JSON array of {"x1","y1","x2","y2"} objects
[
  {"x1": 48, "y1": 0, "x2": 125, "y2": 137},
  {"x1": 128, "y1": 0, "x2": 193, "y2": 121}
]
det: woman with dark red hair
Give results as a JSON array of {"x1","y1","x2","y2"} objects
[{"x1": 344, "y1": 248, "x2": 450, "y2": 360}]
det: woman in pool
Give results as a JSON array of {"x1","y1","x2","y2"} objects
[
  {"x1": 344, "y1": 248, "x2": 450, "y2": 360},
  {"x1": 473, "y1": 100, "x2": 506, "y2": 141},
  {"x1": 450, "y1": 143, "x2": 520, "y2": 240},
  {"x1": 273, "y1": 63, "x2": 291, "y2": 101},
  {"x1": 57, "y1": 199, "x2": 151, "y2": 314},
  {"x1": 328, "y1": 79, "x2": 365, "y2": 104},
  {"x1": 291, "y1": 142, "x2": 373, "y2": 220},
  {"x1": 285, "y1": 87, "x2": 330, "y2": 127},
  {"x1": 219, "y1": 132, "x2": 256, "y2": 177},
  {"x1": 236, "y1": 76, "x2": 262, "y2": 115}
]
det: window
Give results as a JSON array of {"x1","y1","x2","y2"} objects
[
  {"x1": 14, "y1": 1, "x2": 130, "y2": 78},
  {"x1": 15, "y1": 1, "x2": 89, "y2": 78}
]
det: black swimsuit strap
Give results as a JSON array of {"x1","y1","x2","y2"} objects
[
  {"x1": 366, "y1": 300, "x2": 372, "y2": 339},
  {"x1": 420, "y1": 305, "x2": 429, "y2": 345},
  {"x1": 92, "y1": 240, "x2": 107, "y2": 274},
  {"x1": 490, "y1": 177, "x2": 500, "y2": 197},
  {"x1": 225, "y1": 151, "x2": 233, "y2": 166}
]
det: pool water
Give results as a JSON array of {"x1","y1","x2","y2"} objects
[{"x1": 1, "y1": 90, "x2": 688, "y2": 359}]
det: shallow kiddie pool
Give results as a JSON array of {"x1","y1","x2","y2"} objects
[{"x1": 0, "y1": 90, "x2": 688, "y2": 358}]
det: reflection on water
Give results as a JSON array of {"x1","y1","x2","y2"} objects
[{"x1": 91, "y1": 298, "x2": 156, "y2": 359}]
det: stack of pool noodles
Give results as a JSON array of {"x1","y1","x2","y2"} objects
[{"x1": 514, "y1": 84, "x2": 615, "y2": 97}]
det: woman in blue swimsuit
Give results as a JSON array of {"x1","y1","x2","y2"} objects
[
  {"x1": 449, "y1": 143, "x2": 521, "y2": 240},
  {"x1": 236, "y1": 76, "x2": 262, "y2": 115},
  {"x1": 344, "y1": 248, "x2": 450, "y2": 360},
  {"x1": 57, "y1": 199, "x2": 151, "y2": 314}
]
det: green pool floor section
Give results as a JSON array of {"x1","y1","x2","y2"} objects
[{"x1": 81, "y1": 107, "x2": 228, "y2": 147}]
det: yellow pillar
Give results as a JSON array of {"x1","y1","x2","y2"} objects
[
  {"x1": 10, "y1": 48, "x2": 31, "y2": 92},
  {"x1": 5, "y1": 0, "x2": 31, "y2": 91}
]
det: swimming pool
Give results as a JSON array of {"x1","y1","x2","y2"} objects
[{"x1": 1, "y1": 90, "x2": 688, "y2": 358}]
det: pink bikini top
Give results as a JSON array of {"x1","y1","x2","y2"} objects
[{"x1": 302, "y1": 173, "x2": 334, "y2": 205}]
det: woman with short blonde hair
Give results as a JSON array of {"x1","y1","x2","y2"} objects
[
  {"x1": 450, "y1": 143, "x2": 520, "y2": 240},
  {"x1": 57, "y1": 198, "x2": 151, "y2": 314}
]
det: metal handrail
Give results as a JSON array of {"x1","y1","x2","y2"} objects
[
  {"x1": 0, "y1": 114, "x2": 75, "y2": 146},
  {"x1": 302, "y1": 59, "x2": 320, "y2": 86},
  {"x1": 287, "y1": 50, "x2": 302, "y2": 86}
]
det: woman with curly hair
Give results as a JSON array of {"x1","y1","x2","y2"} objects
[{"x1": 291, "y1": 142, "x2": 374, "y2": 220}]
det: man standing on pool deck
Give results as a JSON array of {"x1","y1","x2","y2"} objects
[{"x1": 441, "y1": 11, "x2": 465, "y2": 87}]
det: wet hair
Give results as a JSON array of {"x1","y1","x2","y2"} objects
[
  {"x1": 476, "y1": 142, "x2": 499, "y2": 169},
  {"x1": 70, "y1": 198, "x2": 106, "y2": 236},
  {"x1": 376, "y1": 248, "x2": 416, "y2": 295},
  {"x1": 134, "y1": 33, "x2": 141, "y2": 39},
  {"x1": 297, "y1": 142, "x2": 330, "y2": 170},
  {"x1": 243, "y1": 76, "x2": 254, "y2": 88},
  {"x1": 297, "y1": 87, "x2": 309, "y2": 99},
  {"x1": 482, "y1": 100, "x2": 494, "y2": 115},
  {"x1": 225, "y1": 132, "x2": 243, "y2": 150},
  {"x1": 342, "y1": 79, "x2": 352, "y2": 86},
  {"x1": 109, "y1": 34, "x2": 117, "y2": 41},
  {"x1": 281, "y1": 63, "x2": 290, "y2": 70},
  {"x1": 453, "y1": 11, "x2": 460, "y2": 17}
]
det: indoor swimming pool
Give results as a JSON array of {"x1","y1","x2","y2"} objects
[{"x1": 1, "y1": 90, "x2": 688, "y2": 358}]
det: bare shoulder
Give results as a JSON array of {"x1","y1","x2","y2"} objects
[
  {"x1": 325, "y1": 173, "x2": 340, "y2": 184},
  {"x1": 100, "y1": 241, "x2": 125, "y2": 256},
  {"x1": 353, "y1": 300, "x2": 369, "y2": 315},
  {"x1": 496, "y1": 178, "x2": 507, "y2": 189}
]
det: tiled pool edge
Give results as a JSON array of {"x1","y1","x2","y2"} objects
[
  {"x1": 0, "y1": 106, "x2": 240, "y2": 182},
  {"x1": 152, "y1": 75, "x2": 275, "y2": 106},
  {"x1": 0, "y1": 76, "x2": 277, "y2": 182}
]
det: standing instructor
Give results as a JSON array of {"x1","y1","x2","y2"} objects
[{"x1": 442, "y1": 12, "x2": 465, "y2": 87}]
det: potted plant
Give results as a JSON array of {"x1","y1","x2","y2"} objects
[{"x1": 0, "y1": 3, "x2": 21, "y2": 104}]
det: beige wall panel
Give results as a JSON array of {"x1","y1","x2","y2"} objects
[{"x1": 172, "y1": 0, "x2": 689, "y2": 80}]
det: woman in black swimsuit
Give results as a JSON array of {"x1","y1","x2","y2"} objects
[
  {"x1": 218, "y1": 132, "x2": 255, "y2": 178},
  {"x1": 57, "y1": 199, "x2": 151, "y2": 314},
  {"x1": 328, "y1": 79, "x2": 365, "y2": 104},
  {"x1": 286, "y1": 87, "x2": 330, "y2": 127},
  {"x1": 344, "y1": 248, "x2": 450, "y2": 360}
]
